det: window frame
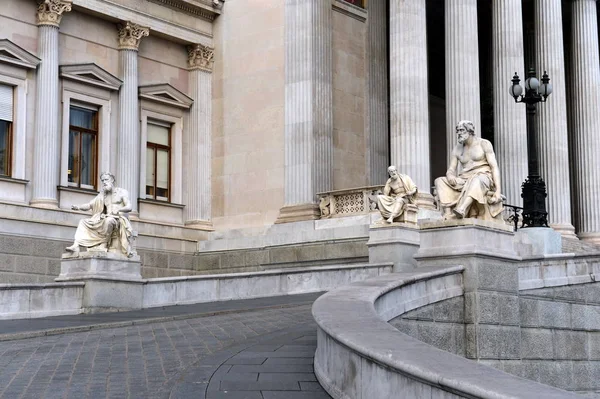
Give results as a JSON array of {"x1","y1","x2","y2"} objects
[
  {"x1": 0, "y1": 76, "x2": 27, "y2": 181},
  {"x1": 145, "y1": 120, "x2": 172, "y2": 202},
  {"x1": 67, "y1": 104, "x2": 99, "y2": 190},
  {"x1": 139, "y1": 108, "x2": 183, "y2": 205},
  {"x1": 60, "y1": 84, "x2": 112, "y2": 191},
  {"x1": 0, "y1": 119, "x2": 12, "y2": 177}
]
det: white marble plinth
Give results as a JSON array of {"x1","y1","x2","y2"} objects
[
  {"x1": 416, "y1": 219, "x2": 517, "y2": 260},
  {"x1": 367, "y1": 224, "x2": 420, "y2": 272},
  {"x1": 515, "y1": 227, "x2": 562, "y2": 257},
  {"x1": 56, "y1": 251, "x2": 142, "y2": 281}
]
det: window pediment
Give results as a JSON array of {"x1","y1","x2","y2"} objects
[
  {"x1": 60, "y1": 63, "x2": 122, "y2": 91},
  {"x1": 0, "y1": 39, "x2": 41, "y2": 70},
  {"x1": 139, "y1": 84, "x2": 193, "y2": 109}
]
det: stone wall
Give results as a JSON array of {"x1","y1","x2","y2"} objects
[
  {"x1": 332, "y1": 4, "x2": 367, "y2": 190},
  {"x1": 389, "y1": 283, "x2": 600, "y2": 395}
]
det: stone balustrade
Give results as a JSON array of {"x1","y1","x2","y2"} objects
[
  {"x1": 312, "y1": 265, "x2": 579, "y2": 398},
  {"x1": 317, "y1": 185, "x2": 383, "y2": 219}
]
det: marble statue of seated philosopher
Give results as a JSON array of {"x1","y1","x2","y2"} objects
[
  {"x1": 434, "y1": 120, "x2": 504, "y2": 222},
  {"x1": 65, "y1": 171, "x2": 134, "y2": 257},
  {"x1": 377, "y1": 166, "x2": 418, "y2": 223}
]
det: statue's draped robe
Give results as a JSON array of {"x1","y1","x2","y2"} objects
[
  {"x1": 436, "y1": 160, "x2": 503, "y2": 219},
  {"x1": 377, "y1": 174, "x2": 417, "y2": 220},
  {"x1": 73, "y1": 191, "x2": 132, "y2": 254}
]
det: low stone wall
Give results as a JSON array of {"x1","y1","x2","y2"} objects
[
  {"x1": 312, "y1": 266, "x2": 577, "y2": 398},
  {"x1": 0, "y1": 262, "x2": 391, "y2": 319},
  {"x1": 0, "y1": 282, "x2": 85, "y2": 319}
]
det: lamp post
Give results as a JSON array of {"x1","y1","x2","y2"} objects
[{"x1": 510, "y1": 68, "x2": 553, "y2": 228}]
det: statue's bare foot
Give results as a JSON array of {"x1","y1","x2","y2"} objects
[
  {"x1": 65, "y1": 244, "x2": 79, "y2": 252},
  {"x1": 386, "y1": 217, "x2": 394, "y2": 223}
]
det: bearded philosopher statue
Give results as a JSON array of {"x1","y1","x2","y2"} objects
[
  {"x1": 434, "y1": 120, "x2": 504, "y2": 221},
  {"x1": 65, "y1": 171, "x2": 134, "y2": 257}
]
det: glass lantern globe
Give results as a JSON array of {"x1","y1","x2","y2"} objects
[
  {"x1": 525, "y1": 77, "x2": 540, "y2": 91},
  {"x1": 510, "y1": 83, "x2": 523, "y2": 98}
]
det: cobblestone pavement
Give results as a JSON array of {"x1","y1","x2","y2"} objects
[{"x1": 0, "y1": 303, "x2": 325, "y2": 398}]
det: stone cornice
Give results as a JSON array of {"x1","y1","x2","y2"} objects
[
  {"x1": 60, "y1": 63, "x2": 122, "y2": 91},
  {"x1": 139, "y1": 83, "x2": 194, "y2": 109},
  {"x1": 146, "y1": 0, "x2": 222, "y2": 22},
  {"x1": 36, "y1": 0, "x2": 73, "y2": 27},
  {"x1": 187, "y1": 43, "x2": 214, "y2": 72},
  {"x1": 117, "y1": 22, "x2": 150, "y2": 51}
]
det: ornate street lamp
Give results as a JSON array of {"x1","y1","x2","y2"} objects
[{"x1": 510, "y1": 68, "x2": 553, "y2": 228}]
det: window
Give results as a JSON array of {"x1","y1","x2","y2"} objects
[
  {"x1": 146, "y1": 121, "x2": 171, "y2": 201},
  {"x1": 68, "y1": 105, "x2": 98, "y2": 189},
  {"x1": 0, "y1": 84, "x2": 13, "y2": 177},
  {"x1": 342, "y1": 0, "x2": 365, "y2": 8}
]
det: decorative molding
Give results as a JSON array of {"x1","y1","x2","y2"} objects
[
  {"x1": 117, "y1": 21, "x2": 150, "y2": 50},
  {"x1": 146, "y1": 0, "x2": 221, "y2": 22},
  {"x1": 0, "y1": 39, "x2": 41, "y2": 70},
  {"x1": 187, "y1": 43, "x2": 214, "y2": 72},
  {"x1": 60, "y1": 63, "x2": 122, "y2": 91},
  {"x1": 139, "y1": 83, "x2": 194, "y2": 109},
  {"x1": 332, "y1": 0, "x2": 366, "y2": 22},
  {"x1": 36, "y1": 0, "x2": 73, "y2": 26}
]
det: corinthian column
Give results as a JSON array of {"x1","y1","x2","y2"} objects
[
  {"x1": 116, "y1": 22, "x2": 148, "y2": 213},
  {"x1": 492, "y1": 0, "x2": 528, "y2": 206},
  {"x1": 30, "y1": 0, "x2": 72, "y2": 208},
  {"x1": 569, "y1": 0, "x2": 600, "y2": 243},
  {"x1": 534, "y1": 0, "x2": 576, "y2": 236},
  {"x1": 277, "y1": 0, "x2": 332, "y2": 223},
  {"x1": 389, "y1": 0, "x2": 433, "y2": 207},
  {"x1": 366, "y1": 0, "x2": 388, "y2": 185},
  {"x1": 445, "y1": 0, "x2": 481, "y2": 156},
  {"x1": 185, "y1": 44, "x2": 213, "y2": 228}
]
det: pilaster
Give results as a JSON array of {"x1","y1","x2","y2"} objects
[
  {"x1": 389, "y1": 0, "x2": 433, "y2": 208},
  {"x1": 185, "y1": 44, "x2": 213, "y2": 228},
  {"x1": 492, "y1": 0, "x2": 528, "y2": 207},
  {"x1": 116, "y1": 22, "x2": 149, "y2": 213},
  {"x1": 277, "y1": 0, "x2": 333, "y2": 223},
  {"x1": 30, "y1": 0, "x2": 72, "y2": 208},
  {"x1": 534, "y1": 0, "x2": 576, "y2": 237},
  {"x1": 569, "y1": 0, "x2": 600, "y2": 244},
  {"x1": 445, "y1": 0, "x2": 481, "y2": 156}
]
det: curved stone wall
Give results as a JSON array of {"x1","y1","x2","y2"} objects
[{"x1": 312, "y1": 266, "x2": 580, "y2": 398}]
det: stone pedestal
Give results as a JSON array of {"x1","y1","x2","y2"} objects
[
  {"x1": 514, "y1": 227, "x2": 562, "y2": 257},
  {"x1": 56, "y1": 251, "x2": 142, "y2": 282},
  {"x1": 367, "y1": 223, "x2": 419, "y2": 272},
  {"x1": 415, "y1": 219, "x2": 521, "y2": 361}
]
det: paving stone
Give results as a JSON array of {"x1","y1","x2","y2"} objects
[
  {"x1": 299, "y1": 381, "x2": 325, "y2": 391},
  {"x1": 230, "y1": 364, "x2": 314, "y2": 373},
  {"x1": 264, "y1": 358, "x2": 314, "y2": 365},
  {"x1": 219, "y1": 373, "x2": 259, "y2": 382},
  {"x1": 220, "y1": 380, "x2": 300, "y2": 391},
  {"x1": 224, "y1": 357, "x2": 267, "y2": 365},
  {"x1": 207, "y1": 392, "x2": 262, "y2": 399},
  {"x1": 258, "y1": 372, "x2": 316, "y2": 382},
  {"x1": 262, "y1": 392, "x2": 331, "y2": 399}
]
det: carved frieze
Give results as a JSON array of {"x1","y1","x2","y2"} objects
[
  {"x1": 117, "y1": 22, "x2": 150, "y2": 51},
  {"x1": 187, "y1": 43, "x2": 214, "y2": 72},
  {"x1": 36, "y1": 0, "x2": 72, "y2": 27}
]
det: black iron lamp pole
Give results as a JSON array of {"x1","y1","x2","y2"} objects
[{"x1": 510, "y1": 68, "x2": 553, "y2": 228}]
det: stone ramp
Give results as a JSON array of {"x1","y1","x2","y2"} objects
[
  {"x1": 0, "y1": 292, "x2": 323, "y2": 341},
  {"x1": 563, "y1": 237, "x2": 600, "y2": 254}
]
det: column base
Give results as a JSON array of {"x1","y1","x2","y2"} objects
[
  {"x1": 577, "y1": 232, "x2": 600, "y2": 247},
  {"x1": 29, "y1": 198, "x2": 59, "y2": 209},
  {"x1": 550, "y1": 223, "x2": 578, "y2": 239},
  {"x1": 275, "y1": 203, "x2": 320, "y2": 224},
  {"x1": 184, "y1": 219, "x2": 215, "y2": 230}
]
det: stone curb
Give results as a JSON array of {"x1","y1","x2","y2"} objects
[{"x1": 0, "y1": 301, "x2": 314, "y2": 342}]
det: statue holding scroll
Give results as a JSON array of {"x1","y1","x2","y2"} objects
[
  {"x1": 434, "y1": 120, "x2": 504, "y2": 221},
  {"x1": 65, "y1": 172, "x2": 134, "y2": 257},
  {"x1": 377, "y1": 166, "x2": 418, "y2": 223}
]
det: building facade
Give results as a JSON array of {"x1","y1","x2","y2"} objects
[{"x1": 1, "y1": 0, "x2": 599, "y2": 282}]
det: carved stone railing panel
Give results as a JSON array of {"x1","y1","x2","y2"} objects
[{"x1": 317, "y1": 186, "x2": 384, "y2": 219}]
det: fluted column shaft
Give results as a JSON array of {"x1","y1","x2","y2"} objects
[
  {"x1": 445, "y1": 0, "x2": 481, "y2": 156},
  {"x1": 185, "y1": 44, "x2": 213, "y2": 227},
  {"x1": 389, "y1": 0, "x2": 431, "y2": 198},
  {"x1": 31, "y1": 25, "x2": 61, "y2": 207},
  {"x1": 570, "y1": 0, "x2": 600, "y2": 243},
  {"x1": 117, "y1": 49, "x2": 140, "y2": 210},
  {"x1": 278, "y1": 0, "x2": 332, "y2": 222},
  {"x1": 366, "y1": 0, "x2": 388, "y2": 185},
  {"x1": 534, "y1": 0, "x2": 575, "y2": 236},
  {"x1": 492, "y1": 0, "x2": 528, "y2": 206}
]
